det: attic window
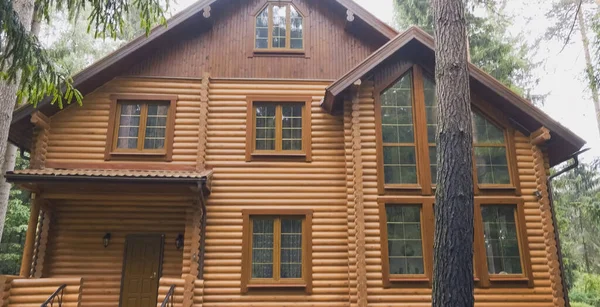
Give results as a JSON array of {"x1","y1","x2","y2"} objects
[{"x1": 255, "y1": 3, "x2": 304, "y2": 52}]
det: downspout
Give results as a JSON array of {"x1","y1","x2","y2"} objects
[
  {"x1": 198, "y1": 177, "x2": 208, "y2": 279},
  {"x1": 546, "y1": 148, "x2": 590, "y2": 307}
]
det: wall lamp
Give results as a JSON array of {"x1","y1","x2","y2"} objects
[
  {"x1": 103, "y1": 233, "x2": 111, "y2": 248},
  {"x1": 176, "y1": 234, "x2": 184, "y2": 250}
]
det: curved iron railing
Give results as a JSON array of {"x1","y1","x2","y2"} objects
[
  {"x1": 160, "y1": 284, "x2": 176, "y2": 307},
  {"x1": 40, "y1": 284, "x2": 67, "y2": 307}
]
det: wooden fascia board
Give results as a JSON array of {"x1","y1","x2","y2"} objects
[
  {"x1": 324, "y1": 26, "x2": 586, "y2": 159},
  {"x1": 323, "y1": 27, "x2": 425, "y2": 112},
  {"x1": 335, "y1": 0, "x2": 398, "y2": 40},
  {"x1": 11, "y1": 0, "x2": 219, "y2": 125}
]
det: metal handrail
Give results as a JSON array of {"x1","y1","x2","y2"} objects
[
  {"x1": 40, "y1": 284, "x2": 67, "y2": 307},
  {"x1": 160, "y1": 284, "x2": 176, "y2": 307}
]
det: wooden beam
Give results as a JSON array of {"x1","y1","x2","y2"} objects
[
  {"x1": 20, "y1": 194, "x2": 41, "y2": 277},
  {"x1": 530, "y1": 127, "x2": 551, "y2": 146},
  {"x1": 30, "y1": 111, "x2": 50, "y2": 130}
]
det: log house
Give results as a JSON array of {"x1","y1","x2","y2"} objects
[{"x1": 4, "y1": 1, "x2": 585, "y2": 306}]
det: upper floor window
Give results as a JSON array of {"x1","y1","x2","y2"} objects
[
  {"x1": 241, "y1": 209, "x2": 313, "y2": 293},
  {"x1": 105, "y1": 94, "x2": 177, "y2": 161},
  {"x1": 255, "y1": 3, "x2": 304, "y2": 51},
  {"x1": 380, "y1": 72, "x2": 418, "y2": 185},
  {"x1": 246, "y1": 97, "x2": 312, "y2": 161},
  {"x1": 376, "y1": 65, "x2": 516, "y2": 193},
  {"x1": 472, "y1": 113, "x2": 511, "y2": 185}
]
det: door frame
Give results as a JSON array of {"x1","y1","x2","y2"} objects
[{"x1": 118, "y1": 233, "x2": 165, "y2": 307}]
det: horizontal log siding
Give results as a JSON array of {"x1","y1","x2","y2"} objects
[
  {"x1": 127, "y1": 0, "x2": 378, "y2": 79},
  {"x1": 45, "y1": 77, "x2": 202, "y2": 168},
  {"x1": 43, "y1": 195, "x2": 191, "y2": 307},
  {"x1": 203, "y1": 80, "x2": 349, "y2": 306},
  {"x1": 357, "y1": 83, "x2": 558, "y2": 306},
  {"x1": 6, "y1": 277, "x2": 82, "y2": 307}
]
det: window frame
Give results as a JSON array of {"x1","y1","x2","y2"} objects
[
  {"x1": 250, "y1": 0, "x2": 307, "y2": 56},
  {"x1": 474, "y1": 197, "x2": 533, "y2": 287},
  {"x1": 378, "y1": 197, "x2": 434, "y2": 287},
  {"x1": 470, "y1": 102, "x2": 521, "y2": 194},
  {"x1": 241, "y1": 209, "x2": 313, "y2": 293},
  {"x1": 105, "y1": 94, "x2": 177, "y2": 161},
  {"x1": 245, "y1": 96, "x2": 312, "y2": 161}
]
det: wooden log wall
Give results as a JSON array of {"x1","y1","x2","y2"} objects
[
  {"x1": 203, "y1": 80, "x2": 349, "y2": 307},
  {"x1": 42, "y1": 193, "x2": 191, "y2": 307},
  {"x1": 4, "y1": 277, "x2": 82, "y2": 307},
  {"x1": 44, "y1": 77, "x2": 202, "y2": 169},
  {"x1": 157, "y1": 277, "x2": 185, "y2": 307},
  {"x1": 354, "y1": 82, "x2": 561, "y2": 306}
]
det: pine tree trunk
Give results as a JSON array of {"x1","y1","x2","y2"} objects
[
  {"x1": 577, "y1": 11, "x2": 600, "y2": 137},
  {"x1": 0, "y1": 0, "x2": 36, "y2": 241},
  {"x1": 431, "y1": 0, "x2": 474, "y2": 306}
]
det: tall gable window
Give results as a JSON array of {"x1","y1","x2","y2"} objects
[
  {"x1": 376, "y1": 65, "x2": 517, "y2": 193},
  {"x1": 255, "y1": 2, "x2": 304, "y2": 51},
  {"x1": 380, "y1": 72, "x2": 418, "y2": 185},
  {"x1": 105, "y1": 94, "x2": 177, "y2": 161},
  {"x1": 472, "y1": 112, "x2": 511, "y2": 185}
]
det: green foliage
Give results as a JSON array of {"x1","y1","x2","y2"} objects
[
  {"x1": 570, "y1": 273, "x2": 600, "y2": 306},
  {"x1": 0, "y1": 0, "x2": 170, "y2": 107},
  {"x1": 0, "y1": 152, "x2": 29, "y2": 275},
  {"x1": 392, "y1": 0, "x2": 542, "y2": 104}
]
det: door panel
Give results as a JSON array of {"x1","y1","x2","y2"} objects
[{"x1": 120, "y1": 234, "x2": 163, "y2": 307}]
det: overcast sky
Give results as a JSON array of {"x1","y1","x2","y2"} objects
[{"x1": 175, "y1": 0, "x2": 598, "y2": 162}]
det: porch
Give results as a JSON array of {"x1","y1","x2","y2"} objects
[{"x1": 1, "y1": 168, "x2": 211, "y2": 307}]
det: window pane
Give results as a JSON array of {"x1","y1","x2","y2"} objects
[
  {"x1": 386, "y1": 205, "x2": 424, "y2": 275},
  {"x1": 255, "y1": 7, "x2": 269, "y2": 49},
  {"x1": 117, "y1": 103, "x2": 141, "y2": 149},
  {"x1": 252, "y1": 218, "x2": 274, "y2": 278},
  {"x1": 255, "y1": 104, "x2": 276, "y2": 150},
  {"x1": 383, "y1": 146, "x2": 417, "y2": 184},
  {"x1": 280, "y1": 218, "x2": 303, "y2": 279},
  {"x1": 144, "y1": 104, "x2": 168, "y2": 149},
  {"x1": 472, "y1": 112, "x2": 505, "y2": 144},
  {"x1": 282, "y1": 104, "x2": 303, "y2": 151},
  {"x1": 272, "y1": 5, "x2": 287, "y2": 48},
  {"x1": 429, "y1": 145, "x2": 437, "y2": 184},
  {"x1": 475, "y1": 147, "x2": 510, "y2": 184},
  {"x1": 380, "y1": 73, "x2": 414, "y2": 144},
  {"x1": 423, "y1": 76, "x2": 437, "y2": 143},
  {"x1": 290, "y1": 6, "x2": 303, "y2": 49},
  {"x1": 481, "y1": 206, "x2": 522, "y2": 274}
]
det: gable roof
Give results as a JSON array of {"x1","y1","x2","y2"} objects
[
  {"x1": 9, "y1": 0, "x2": 397, "y2": 150},
  {"x1": 322, "y1": 26, "x2": 585, "y2": 166}
]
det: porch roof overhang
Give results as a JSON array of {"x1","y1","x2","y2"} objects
[
  {"x1": 322, "y1": 26, "x2": 586, "y2": 167},
  {"x1": 5, "y1": 168, "x2": 213, "y2": 192}
]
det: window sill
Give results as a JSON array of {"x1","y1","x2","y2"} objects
[
  {"x1": 383, "y1": 184, "x2": 423, "y2": 192},
  {"x1": 477, "y1": 184, "x2": 515, "y2": 191},
  {"x1": 245, "y1": 282, "x2": 309, "y2": 293},
  {"x1": 252, "y1": 49, "x2": 306, "y2": 57},
  {"x1": 249, "y1": 152, "x2": 309, "y2": 162},
  {"x1": 105, "y1": 151, "x2": 170, "y2": 161},
  {"x1": 384, "y1": 275, "x2": 430, "y2": 288}
]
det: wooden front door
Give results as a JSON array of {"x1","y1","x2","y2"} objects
[{"x1": 119, "y1": 234, "x2": 164, "y2": 307}]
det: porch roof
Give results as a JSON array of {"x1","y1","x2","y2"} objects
[{"x1": 5, "y1": 168, "x2": 213, "y2": 186}]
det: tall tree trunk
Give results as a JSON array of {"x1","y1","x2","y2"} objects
[
  {"x1": 577, "y1": 10, "x2": 600, "y2": 137},
  {"x1": 578, "y1": 207, "x2": 591, "y2": 273},
  {"x1": 0, "y1": 0, "x2": 36, "y2": 241},
  {"x1": 431, "y1": 0, "x2": 475, "y2": 306}
]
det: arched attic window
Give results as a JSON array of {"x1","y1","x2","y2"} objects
[{"x1": 255, "y1": 2, "x2": 304, "y2": 51}]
